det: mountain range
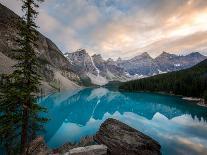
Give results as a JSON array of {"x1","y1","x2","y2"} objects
[
  {"x1": 0, "y1": 3, "x2": 206, "y2": 90},
  {"x1": 64, "y1": 49, "x2": 206, "y2": 85}
]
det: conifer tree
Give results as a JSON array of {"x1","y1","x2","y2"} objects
[
  {"x1": 0, "y1": 0, "x2": 47, "y2": 154},
  {"x1": 13, "y1": 0, "x2": 47, "y2": 154},
  {"x1": 0, "y1": 74, "x2": 21, "y2": 155}
]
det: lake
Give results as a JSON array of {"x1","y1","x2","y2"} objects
[{"x1": 39, "y1": 88, "x2": 207, "y2": 155}]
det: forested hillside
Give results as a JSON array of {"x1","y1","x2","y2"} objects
[{"x1": 119, "y1": 59, "x2": 207, "y2": 101}]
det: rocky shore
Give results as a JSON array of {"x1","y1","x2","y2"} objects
[
  {"x1": 182, "y1": 97, "x2": 207, "y2": 107},
  {"x1": 28, "y1": 118, "x2": 161, "y2": 155}
]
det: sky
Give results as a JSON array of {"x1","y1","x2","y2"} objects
[{"x1": 1, "y1": 0, "x2": 207, "y2": 59}]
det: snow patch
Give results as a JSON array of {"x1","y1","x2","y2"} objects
[
  {"x1": 174, "y1": 64, "x2": 181, "y2": 67},
  {"x1": 89, "y1": 55, "x2": 100, "y2": 76},
  {"x1": 158, "y1": 69, "x2": 167, "y2": 74}
]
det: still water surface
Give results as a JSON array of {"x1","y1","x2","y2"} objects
[{"x1": 39, "y1": 88, "x2": 207, "y2": 155}]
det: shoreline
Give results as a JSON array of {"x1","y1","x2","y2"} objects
[
  {"x1": 119, "y1": 89, "x2": 207, "y2": 107},
  {"x1": 182, "y1": 97, "x2": 207, "y2": 107}
]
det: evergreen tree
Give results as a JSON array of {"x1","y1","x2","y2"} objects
[
  {"x1": 13, "y1": 0, "x2": 47, "y2": 154},
  {"x1": 0, "y1": 74, "x2": 21, "y2": 154},
  {"x1": 0, "y1": 0, "x2": 47, "y2": 154}
]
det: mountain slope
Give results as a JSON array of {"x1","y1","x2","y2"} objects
[
  {"x1": 0, "y1": 3, "x2": 81, "y2": 93},
  {"x1": 117, "y1": 52, "x2": 159, "y2": 76},
  {"x1": 119, "y1": 59, "x2": 207, "y2": 101},
  {"x1": 155, "y1": 52, "x2": 206, "y2": 72}
]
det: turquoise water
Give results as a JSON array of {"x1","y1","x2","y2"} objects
[{"x1": 39, "y1": 88, "x2": 207, "y2": 155}]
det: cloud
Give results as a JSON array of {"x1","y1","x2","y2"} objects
[
  {"x1": 37, "y1": 8, "x2": 83, "y2": 52},
  {"x1": 0, "y1": 0, "x2": 22, "y2": 15},
  {"x1": 1, "y1": 0, "x2": 207, "y2": 59}
]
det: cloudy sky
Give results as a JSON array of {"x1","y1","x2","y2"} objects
[{"x1": 1, "y1": 0, "x2": 207, "y2": 59}]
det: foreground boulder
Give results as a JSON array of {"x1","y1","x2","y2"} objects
[
  {"x1": 94, "y1": 118, "x2": 161, "y2": 155},
  {"x1": 64, "y1": 145, "x2": 107, "y2": 155}
]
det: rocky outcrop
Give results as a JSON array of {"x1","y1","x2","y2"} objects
[{"x1": 94, "y1": 118, "x2": 161, "y2": 155}]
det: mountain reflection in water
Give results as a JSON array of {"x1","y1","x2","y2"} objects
[{"x1": 39, "y1": 88, "x2": 207, "y2": 155}]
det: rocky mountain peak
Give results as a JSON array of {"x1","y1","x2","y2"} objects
[
  {"x1": 92, "y1": 54, "x2": 105, "y2": 64},
  {"x1": 141, "y1": 52, "x2": 150, "y2": 56},
  {"x1": 117, "y1": 57, "x2": 122, "y2": 62},
  {"x1": 187, "y1": 52, "x2": 205, "y2": 58},
  {"x1": 156, "y1": 51, "x2": 177, "y2": 60},
  {"x1": 133, "y1": 52, "x2": 152, "y2": 60},
  {"x1": 92, "y1": 54, "x2": 103, "y2": 60},
  {"x1": 107, "y1": 58, "x2": 114, "y2": 62},
  {"x1": 74, "y1": 49, "x2": 87, "y2": 56}
]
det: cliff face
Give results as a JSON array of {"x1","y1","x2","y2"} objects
[
  {"x1": 64, "y1": 49, "x2": 128, "y2": 85},
  {"x1": 0, "y1": 3, "x2": 81, "y2": 93}
]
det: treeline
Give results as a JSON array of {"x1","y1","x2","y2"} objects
[{"x1": 119, "y1": 59, "x2": 207, "y2": 101}]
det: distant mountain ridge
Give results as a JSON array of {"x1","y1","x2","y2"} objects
[
  {"x1": 117, "y1": 51, "x2": 206, "y2": 76},
  {"x1": 119, "y1": 59, "x2": 207, "y2": 101},
  {"x1": 64, "y1": 49, "x2": 206, "y2": 85}
]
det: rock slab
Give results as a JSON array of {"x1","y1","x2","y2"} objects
[
  {"x1": 94, "y1": 118, "x2": 161, "y2": 155},
  {"x1": 64, "y1": 145, "x2": 107, "y2": 155}
]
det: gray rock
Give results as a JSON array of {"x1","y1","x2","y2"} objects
[
  {"x1": 64, "y1": 145, "x2": 107, "y2": 155},
  {"x1": 57, "y1": 136, "x2": 95, "y2": 154},
  {"x1": 27, "y1": 136, "x2": 50, "y2": 155},
  {"x1": 94, "y1": 118, "x2": 161, "y2": 155}
]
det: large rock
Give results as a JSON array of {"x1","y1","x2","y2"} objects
[
  {"x1": 94, "y1": 118, "x2": 161, "y2": 155},
  {"x1": 64, "y1": 145, "x2": 107, "y2": 155}
]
